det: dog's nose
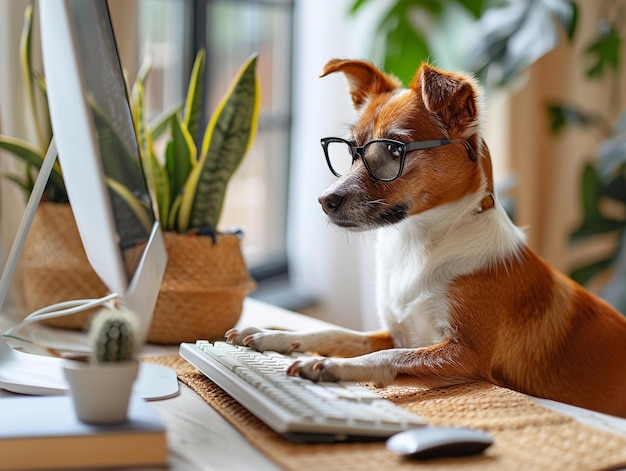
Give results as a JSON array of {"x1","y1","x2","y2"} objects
[{"x1": 318, "y1": 192, "x2": 344, "y2": 214}]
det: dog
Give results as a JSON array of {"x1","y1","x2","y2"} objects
[{"x1": 226, "y1": 59, "x2": 626, "y2": 418}]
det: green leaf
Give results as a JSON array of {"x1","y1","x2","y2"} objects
[
  {"x1": 149, "y1": 101, "x2": 183, "y2": 140},
  {"x1": 19, "y1": 3, "x2": 42, "y2": 149},
  {"x1": 374, "y1": 0, "x2": 443, "y2": 85},
  {"x1": 183, "y1": 49, "x2": 206, "y2": 143},
  {"x1": 546, "y1": 104, "x2": 606, "y2": 135},
  {"x1": 24, "y1": 165, "x2": 35, "y2": 193},
  {"x1": 148, "y1": 143, "x2": 170, "y2": 228},
  {"x1": 131, "y1": 56, "x2": 150, "y2": 110},
  {"x1": 32, "y1": 72, "x2": 47, "y2": 95},
  {"x1": 579, "y1": 163, "x2": 603, "y2": 220},
  {"x1": 136, "y1": 56, "x2": 152, "y2": 88},
  {"x1": 585, "y1": 20, "x2": 620, "y2": 79},
  {"x1": 106, "y1": 177, "x2": 153, "y2": 234},
  {"x1": 131, "y1": 79, "x2": 170, "y2": 225},
  {"x1": 167, "y1": 193, "x2": 183, "y2": 231},
  {"x1": 570, "y1": 163, "x2": 625, "y2": 241},
  {"x1": 348, "y1": 0, "x2": 371, "y2": 15},
  {"x1": 167, "y1": 113, "x2": 196, "y2": 206},
  {"x1": 89, "y1": 99, "x2": 145, "y2": 191},
  {"x1": 0, "y1": 136, "x2": 65, "y2": 194},
  {"x1": 177, "y1": 53, "x2": 260, "y2": 232},
  {"x1": 571, "y1": 217, "x2": 625, "y2": 241},
  {"x1": 383, "y1": 16, "x2": 430, "y2": 85}
]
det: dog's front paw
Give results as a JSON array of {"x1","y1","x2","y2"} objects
[
  {"x1": 286, "y1": 354, "x2": 396, "y2": 386},
  {"x1": 225, "y1": 327, "x2": 302, "y2": 354},
  {"x1": 286, "y1": 357, "x2": 339, "y2": 382},
  {"x1": 225, "y1": 326, "x2": 263, "y2": 346}
]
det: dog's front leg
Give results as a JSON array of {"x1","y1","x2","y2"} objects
[
  {"x1": 286, "y1": 340, "x2": 481, "y2": 387},
  {"x1": 225, "y1": 327, "x2": 395, "y2": 357}
]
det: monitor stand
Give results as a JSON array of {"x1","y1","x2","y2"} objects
[
  {"x1": 0, "y1": 336, "x2": 178, "y2": 399},
  {"x1": 0, "y1": 139, "x2": 179, "y2": 400}
]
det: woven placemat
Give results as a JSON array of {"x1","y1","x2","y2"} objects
[{"x1": 146, "y1": 355, "x2": 626, "y2": 471}]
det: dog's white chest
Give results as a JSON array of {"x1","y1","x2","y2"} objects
[
  {"x1": 375, "y1": 229, "x2": 452, "y2": 349},
  {"x1": 373, "y1": 194, "x2": 526, "y2": 349},
  {"x1": 384, "y1": 292, "x2": 450, "y2": 348}
]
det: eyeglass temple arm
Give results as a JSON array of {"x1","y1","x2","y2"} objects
[
  {"x1": 405, "y1": 139, "x2": 451, "y2": 151},
  {"x1": 406, "y1": 138, "x2": 476, "y2": 162}
]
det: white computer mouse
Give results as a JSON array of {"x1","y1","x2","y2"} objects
[{"x1": 386, "y1": 426, "x2": 494, "y2": 460}]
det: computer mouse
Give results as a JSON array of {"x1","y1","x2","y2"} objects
[{"x1": 386, "y1": 426, "x2": 494, "y2": 460}]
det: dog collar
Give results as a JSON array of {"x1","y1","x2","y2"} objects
[{"x1": 477, "y1": 194, "x2": 495, "y2": 214}]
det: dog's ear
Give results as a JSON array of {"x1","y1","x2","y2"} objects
[
  {"x1": 320, "y1": 59, "x2": 402, "y2": 109},
  {"x1": 411, "y1": 63, "x2": 481, "y2": 138}
]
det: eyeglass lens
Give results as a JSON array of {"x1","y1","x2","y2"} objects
[{"x1": 326, "y1": 140, "x2": 403, "y2": 180}]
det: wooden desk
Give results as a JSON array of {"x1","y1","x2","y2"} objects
[
  {"x1": 143, "y1": 299, "x2": 337, "y2": 471},
  {"x1": 3, "y1": 298, "x2": 626, "y2": 470},
  {"x1": 0, "y1": 299, "x2": 333, "y2": 470}
]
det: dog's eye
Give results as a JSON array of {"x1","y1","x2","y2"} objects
[{"x1": 386, "y1": 143, "x2": 402, "y2": 158}]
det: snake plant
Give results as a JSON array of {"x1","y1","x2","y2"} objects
[
  {"x1": 0, "y1": 4, "x2": 152, "y2": 235},
  {"x1": 1, "y1": 4, "x2": 260, "y2": 237},
  {"x1": 132, "y1": 50, "x2": 260, "y2": 234},
  {"x1": 0, "y1": 3, "x2": 66, "y2": 203}
]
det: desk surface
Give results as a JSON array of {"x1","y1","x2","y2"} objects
[
  {"x1": 144, "y1": 299, "x2": 337, "y2": 471},
  {"x1": 3, "y1": 298, "x2": 626, "y2": 470}
]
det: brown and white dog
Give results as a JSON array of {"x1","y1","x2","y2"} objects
[{"x1": 227, "y1": 59, "x2": 626, "y2": 418}]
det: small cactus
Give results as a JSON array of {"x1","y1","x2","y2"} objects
[{"x1": 88, "y1": 308, "x2": 139, "y2": 363}]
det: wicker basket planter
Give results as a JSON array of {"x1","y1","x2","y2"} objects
[
  {"x1": 147, "y1": 231, "x2": 256, "y2": 344},
  {"x1": 17, "y1": 203, "x2": 255, "y2": 344},
  {"x1": 18, "y1": 203, "x2": 108, "y2": 329}
]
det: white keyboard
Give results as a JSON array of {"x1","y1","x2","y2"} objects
[{"x1": 179, "y1": 341, "x2": 426, "y2": 442}]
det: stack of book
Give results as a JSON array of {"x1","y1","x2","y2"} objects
[{"x1": 0, "y1": 394, "x2": 168, "y2": 470}]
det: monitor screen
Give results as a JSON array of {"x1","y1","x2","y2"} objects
[
  {"x1": 71, "y1": 0, "x2": 154, "y2": 282},
  {"x1": 40, "y1": 0, "x2": 167, "y2": 343}
]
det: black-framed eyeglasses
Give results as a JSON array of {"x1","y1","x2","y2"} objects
[{"x1": 320, "y1": 137, "x2": 453, "y2": 182}]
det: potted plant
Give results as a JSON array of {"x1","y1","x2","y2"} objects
[
  {"x1": 0, "y1": 4, "x2": 109, "y2": 326},
  {"x1": 1, "y1": 5, "x2": 259, "y2": 342},
  {"x1": 62, "y1": 308, "x2": 139, "y2": 424},
  {"x1": 130, "y1": 50, "x2": 259, "y2": 344}
]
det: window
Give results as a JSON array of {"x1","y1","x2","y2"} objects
[{"x1": 137, "y1": 0, "x2": 294, "y2": 281}]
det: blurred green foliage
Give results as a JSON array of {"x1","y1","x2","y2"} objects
[{"x1": 351, "y1": 0, "x2": 625, "y2": 312}]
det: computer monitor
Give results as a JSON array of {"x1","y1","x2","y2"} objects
[
  {"x1": 39, "y1": 0, "x2": 167, "y2": 344},
  {"x1": 0, "y1": 0, "x2": 178, "y2": 399}
]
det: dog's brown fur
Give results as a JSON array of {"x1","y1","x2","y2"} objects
[{"x1": 227, "y1": 60, "x2": 626, "y2": 418}]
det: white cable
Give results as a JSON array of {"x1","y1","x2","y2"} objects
[{"x1": 3, "y1": 292, "x2": 119, "y2": 337}]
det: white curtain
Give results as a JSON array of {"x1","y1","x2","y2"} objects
[{"x1": 288, "y1": 0, "x2": 387, "y2": 330}]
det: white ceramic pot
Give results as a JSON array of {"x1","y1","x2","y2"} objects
[{"x1": 62, "y1": 359, "x2": 139, "y2": 424}]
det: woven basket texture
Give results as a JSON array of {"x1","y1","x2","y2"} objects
[
  {"x1": 18, "y1": 203, "x2": 108, "y2": 329},
  {"x1": 17, "y1": 204, "x2": 255, "y2": 343},
  {"x1": 147, "y1": 231, "x2": 256, "y2": 344}
]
